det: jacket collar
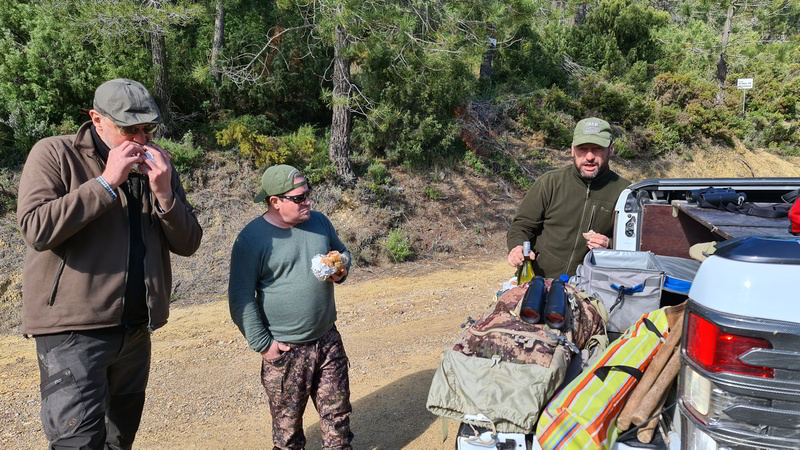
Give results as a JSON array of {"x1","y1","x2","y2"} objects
[
  {"x1": 74, "y1": 121, "x2": 98, "y2": 157},
  {"x1": 569, "y1": 162, "x2": 615, "y2": 189}
]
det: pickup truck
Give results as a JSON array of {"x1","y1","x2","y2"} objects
[
  {"x1": 451, "y1": 177, "x2": 800, "y2": 450},
  {"x1": 610, "y1": 178, "x2": 800, "y2": 450}
]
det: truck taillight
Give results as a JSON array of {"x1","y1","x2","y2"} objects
[{"x1": 686, "y1": 312, "x2": 774, "y2": 378}]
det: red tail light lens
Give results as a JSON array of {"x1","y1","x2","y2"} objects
[{"x1": 686, "y1": 312, "x2": 774, "y2": 378}]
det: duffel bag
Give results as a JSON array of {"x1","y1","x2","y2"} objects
[{"x1": 535, "y1": 304, "x2": 682, "y2": 449}]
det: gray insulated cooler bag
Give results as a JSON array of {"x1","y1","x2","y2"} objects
[{"x1": 575, "y1": 249, "x2": 665, "y2": 333}]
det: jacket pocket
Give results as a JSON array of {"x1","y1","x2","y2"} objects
[
  {"x1": 48, "y1": 250, "x2": 68, "y2": 306},
  {"x1": 40, "y1": 368, "x2": 85, "y2": 441}
]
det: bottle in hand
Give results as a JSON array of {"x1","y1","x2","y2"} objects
[
  {"x1": 516, "y1": 241, "x2": 535, "y2": 286},
  {"x1": 520, "y1": 276, "x2": 546, "y2": 324}
]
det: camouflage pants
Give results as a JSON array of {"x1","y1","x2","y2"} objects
[{"x1": 261, "y1": 326, "x2": 353, "y2": 450}]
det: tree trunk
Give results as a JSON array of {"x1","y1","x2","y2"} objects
[
  {"x1": 575, "y1": 2, "x2": 588, "y2": 25},
  {"x1": 211, "y1": 0, "x2": 225, "y2": 110},
  {"x1": 329, "y1": 24, "x2": 355, "y2": 185},
  {"x1": 211, "y1": 0, "x2": 224, "y2": 86},
  {"x1": 143, "y1": 0, "x2": 171, "y2": 136},
  {"x1": 716, "y1": 4, "x2": 734, "y2": 105},
  {"x1": 479, "y1": 23, "x2": 495, "y2": 81},
  {"x1": 150, "y1": 31, "x2": 171, "y2": 137}
]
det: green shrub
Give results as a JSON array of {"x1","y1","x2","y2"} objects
[
  {"x1": 647, "y1": 122, "x2": 680, "y2": 155},
  {"x1": 615, "y1": 137, "x2": 635, "y2": 159},
  {"x1": 216, "y1": 123, "x2": 286, "y2": 168},
  {"x1": 579, "y1": 76, "x2": 634, "y2": 124},
  {"x1": 518, "y1": 88, "x2": 578, "y2": 149},
  {"x1": 281, "y1": 125, "x2": 316, "y2": 163},
  {"x1": 367, "y1": 161, "x2": 389, "y2": 185},
  {"x1": 387, "y1": 228, "x2": 413, "y2": 263},
  {"x1": 216, "y1": 121, "x2": 316, "y2": 169},
  {"x1": 156, "y1": 131, "x2": 203, "y2": 174},
  {"x1": 464, "y1": 151, "x2": 490, "y2": 175},
  {"x1": 423, "y1": 185, "x2": 443, "y2": 200}
]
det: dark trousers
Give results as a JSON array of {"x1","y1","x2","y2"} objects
[
  {"x1": 261, "y1": 327, "x2": 353, "y2": 450},
  {"x1": 35, "y1": 326, "x2": 151, "y2": 450}
]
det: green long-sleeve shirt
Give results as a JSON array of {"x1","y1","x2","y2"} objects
[
  {"x1": 228, "y1": 211, "x2": 350, "y2": 353},
  {"x1": 507, "y1": 165, "x2": 630, "y2": 278}
]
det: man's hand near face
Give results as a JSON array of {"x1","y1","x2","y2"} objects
[
  {"x1": 102, "y1": 141, "x2": 147, "y2": 189},
  {"x1": 138, "y1": 142, "x2": 174, "y2": 210}
]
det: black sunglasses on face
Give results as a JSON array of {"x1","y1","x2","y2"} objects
[
  {"x1": 119, "y1": 123, "x2": 159, "y2": 136},
  {"x1": 274, "y1": 185, "x2": 312, "y2": 204}
]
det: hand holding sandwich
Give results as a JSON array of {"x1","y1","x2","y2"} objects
[{"x1": 583, "y1": 230, "x2": 610, "y2": 249}]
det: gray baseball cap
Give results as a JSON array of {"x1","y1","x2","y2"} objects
[
  {"x1": 572, "y1": 117, "x2": 612, "y2": 148},
  {"x1": 254, "y1": 164, "x2": 308, "y2": 203},
  {"x1": 93, "y1": 78, "x2": 161, "y2": 126}
]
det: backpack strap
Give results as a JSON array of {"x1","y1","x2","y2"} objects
[
  {"x1": 782, "y1": 189, "x2": 800, "y2": 204},
  {"x1": 725, "y1": 202, "x2": 791, "y2": 218}
]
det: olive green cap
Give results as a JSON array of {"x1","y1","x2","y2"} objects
[
  {"x1": 93, "y1": 78, "x2": 161, "y2": 126},
  {"x1": 572, "y1": 117, "x2": 612, "y2": 148},
  {"x1": 254, "y1": 164, "x2": 307, "y2": 203}
]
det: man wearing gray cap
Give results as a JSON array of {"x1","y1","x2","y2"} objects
[
  {"x1": 16, "y1": 78, "x2": 202, "y2": 448},
  {"x1": 228, "y1": 164, "x2": 354, "y2": 449},
  {"x1": 507, "y1": 117, "x2": 630, "y2": 278}
]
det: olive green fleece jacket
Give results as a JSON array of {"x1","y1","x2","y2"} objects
[
  {"x1": 507, "y1": 165, "x2": 630, "y2": 278},
  {"x1": 228, "y1": 212, "x2": 350, "y2": 354}
]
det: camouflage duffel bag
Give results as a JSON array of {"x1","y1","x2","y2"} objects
[{"x1": 426, "y1": 280, "x2": 607, "y2": 434}]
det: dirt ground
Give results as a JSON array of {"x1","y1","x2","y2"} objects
[{"x1": 0, "y1": 257, "x2": 514, "y2": 449}]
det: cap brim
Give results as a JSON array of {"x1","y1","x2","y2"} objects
[
  {"x1": 254, "y1": 190, "x2": 268, "y2": 203},
  {"x1": 572, "y1": 135, "x2": 611, "y2": 148},
  {"x1": 114, "y1": 112, "x2": 161, "y2": 127}
]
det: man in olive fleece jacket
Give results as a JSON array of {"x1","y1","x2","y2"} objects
[
  {"x1": 228, "y1": 165, "x2": 353, "y2": 450},
  {"x1": 507, "y1": 118, "x2": 630, "y2": 278}
]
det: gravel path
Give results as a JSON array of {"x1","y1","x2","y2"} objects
[{"x1": 1, "y1": 259, "x2": 513, "y2": 449}]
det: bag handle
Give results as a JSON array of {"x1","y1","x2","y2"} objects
[
  {"x1": 608, "y1": 283, "x2": 644, "y2": 313},
  {"x1": 593, "y1": 365, "x2": 644, "y2": 382}
]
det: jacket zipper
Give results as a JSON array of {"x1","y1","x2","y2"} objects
[
  {"x1": 566, "y1": 182, "x2": 592, "y2": 274},
  {"x1": 90, "y1": 153, "x2": 129, "y2": 326},
  {"x1": 143, "y1": 181, "x2": 153, "y2": 333}
]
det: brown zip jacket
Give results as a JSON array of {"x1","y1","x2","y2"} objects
[
  {"x1": 507, "y1": 164, "x2": 629, "y2": 278},
  {"x1": 16, "y1": 122, "x2": 203, "y2": 335}
]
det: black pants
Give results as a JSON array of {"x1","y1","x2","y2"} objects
[{"x1": 35, "y1": 326, "x2": 151, "y2": 450}]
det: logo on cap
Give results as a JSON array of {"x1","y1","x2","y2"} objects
[{"x1": 583, "y1": 121, "x2": 602, "y2": 134}]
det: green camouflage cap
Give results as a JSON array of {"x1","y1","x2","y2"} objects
[
  {"x1": 254, "y1": 164, "x2": 307, "y2": 203},
  {"x1": 93, "y1": 78, "x2": 161, "y2": 127},
  {"x1": 572, "y1": 117, "x2": 612, "y2": 148}
]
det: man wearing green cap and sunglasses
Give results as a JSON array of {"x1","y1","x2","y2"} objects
[
  {"x1": 17, "y1": 78, "x2": 202, "y2": 448},
  {"x1": 507, "y1": 117, "x2": 630, "y2": 278},
  {"x1": 228, "y1": 164, "x2": 354, "y2": 449}
]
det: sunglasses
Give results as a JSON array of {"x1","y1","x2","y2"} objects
[
  {"x1": 274, "y1": 185, "x2": 312, "y2": 204},
  {"x1": 118, "y1": 123, "x2": 159, "y2": 136}
]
